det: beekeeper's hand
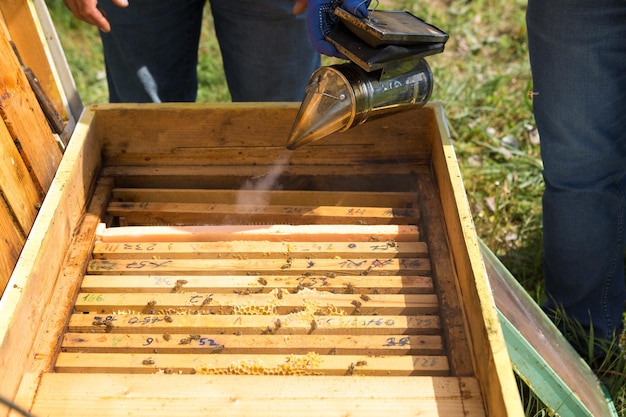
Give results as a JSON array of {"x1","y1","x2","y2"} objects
[
  {"x1": 306, "y1": 0, "x2": 370, "y2": 57},
  {"x1": 63, "y1": 0, "x2": 129, "y2": 33}
]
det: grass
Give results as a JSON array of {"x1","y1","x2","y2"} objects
[{"x1": 45, "y1": 0, "x2": 625, "y2": 415}]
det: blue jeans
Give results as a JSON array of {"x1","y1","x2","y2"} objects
[
  {"x1": 527, "y1": 0, "x2": 626, "y2": 342},
  {"x1": 98, "y1": 0, "x2": 320, "y2": 102}
]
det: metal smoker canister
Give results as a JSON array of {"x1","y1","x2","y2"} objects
[{"x1": 286, "y1": 58, "x2": 433, "y2": 150}]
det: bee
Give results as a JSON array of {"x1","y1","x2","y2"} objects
[
  {"x1": 164, "y1": 315, "x2": 173, "y2": 323},
  {"x1": 179, "y1": 338, "x2": 190, "y2": 345},
  {"x1": 276, "y1": 290, "x2": 283, "y2": 299},
  {"x1": 347, "y1": 362, "x2": 355, "y2": 375},
  {"x1": 274, "y1": 319, "x2": 282, "y2": 330},
  {"x1": 147, "y1": 300, "x2": 157, "y2": 307},
  {"x1": 360, "y1": 294, "x2": 371, "y2": 302},
  {"x1": 386, "y1": 239, "x2": 397, "y2": 248},
  {"x1": 360, "y1": 266, "x2": 371, "y2": 276},
  {"x1": 142, "y1": 359, "x2": 155, "y2": 365},
  {"x1": 326, "y1": 272, "x2": 336, "y2": 278},
  {"x1": 257, "y1": 277, "x2": 268, "y2": 286},
  {"x1": 162, "y1": 333, "x2": 171, "y2": 341},
  {"x1": 189, "y1": 334, "x2": 201, "y2": 341},
  {"x1": 280, "y1": 263, "x2": 291, "y2": 270},
  {"x1": 212, "y1": 344, "x2": 225, "y2": 354},
  {"x1": 104, "y1": 321, "x2": 115, "y2": 333},
  {"x1": 309, "y1": 320, "x2": 317, "y2": 333},
  {"x1": 355, "y1": 360, "x2": 367, "y2": 367},
  {"x1": 329, "y1": 348, "x2": 337, "y2": 355},
  {"x1": 172, "y1": 279, "x2": 188, "y2": 293},
  {"x1": 351, "y1": 300, "x2": 362, "y2": 308},
  {"x1": 345, "y1": 283, "x2": 355, "y2": 294}
]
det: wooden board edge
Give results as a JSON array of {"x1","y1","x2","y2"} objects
[
  {"x1": 429, "y1": 102, "x2": 524, "y2": 417},
  {"x1": 0, "y1": 108, "x2": 100, "y2": 414}
]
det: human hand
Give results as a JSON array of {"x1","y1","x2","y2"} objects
[
  {"x1": 293, "y1": 0, "x2": 307, "y2": 14},
  {"x1": 306, "y1": 0, "x2": 370, "y2": 57},
  {"x1": 62, "y1": 0, "x2": 129, "y2": 32}
]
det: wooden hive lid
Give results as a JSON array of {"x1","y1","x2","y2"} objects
[{"x1": 0, "y1": 0, "x2": 81, "y2": 296}]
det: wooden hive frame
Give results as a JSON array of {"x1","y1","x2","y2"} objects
[{"x1": 0, "y1": 102, "x2": 524, "y2": 416}]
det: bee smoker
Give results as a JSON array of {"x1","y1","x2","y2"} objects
[{"x1": 286, "y1": 8, "x2": 448, "y2": 150}]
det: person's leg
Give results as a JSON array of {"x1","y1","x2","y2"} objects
[
  {"x1": 99, "y1": 0, "x2": 206, "y2": 102},
  {"x1": 209, "y1": 0, "x2": 320, "y2": 101},
  {"x1": 527, "y1": 0, "x2": 626, "y2": 346}
]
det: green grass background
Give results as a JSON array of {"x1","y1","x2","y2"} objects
[{"x1": 45, "y1": 0, "x2": 626, "y2": 414}]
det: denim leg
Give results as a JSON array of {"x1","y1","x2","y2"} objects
[
  {"x1": 209, "y1": 0, "x2": 321, "y2": 101},
  {"x1": 99, "y1": 0, "x2": 206, "y2": 102},
  {"x1": 527, "y1": 0, "x2": 626, "y2": 340}
]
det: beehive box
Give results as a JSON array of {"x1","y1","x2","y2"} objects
[{"x1": 0, "y1": 99, "x2": 524, "y2": 416}]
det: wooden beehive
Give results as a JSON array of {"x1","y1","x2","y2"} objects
[{"x1": 0, "y1": 100, "x2": 524, "y2": 416}]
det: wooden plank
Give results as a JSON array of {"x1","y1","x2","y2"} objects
[
  {"x1": 73, "y1": 292, "x2": 440, "y2": 316},
  {"x1": 86, "y1": 257, "x2": 431, "y2": 276},
  {"x1": 0, "y1": 13, "x2": 62, "y2": 194},
  {"x1": 79, "y1": 274, "x2": 434, "y2": 294},
  {"x1": 106, "y1": 201, "x2": 419, "y2": 226},
  {"x1": 91, "y1": 240, "x2": 428, "y2": 260},
  {"x1": 111, "y1": 188, "x2": 418, "y2": 208},
  {"x1": 102, "y1": 164, "x2": 429, "y2": 191},
  {"x1": 54, "y1": 352, "x2": 450, "y2": 376},
  {"x1": 0, "y1": 116, "x2": 41, "y2": 234},
  {"x1": 68, "y1": 313, "x2": 442, "y2": 336},
  {"x1": 0, "y1": 0, "x2": 69, "y2": 122},
  {"x1": 417, "y1": 173, "x2": 474, "y2": 376},
  {"x1": 429, "y1": 105, "x2": 524, "y2": 415},
  {"x1": 96, "y1": 224, "x2": 420, "y2": 243},
  {"x1": 0, "y1": 195, "x2": 24, "y2": 295},
  {"x1": 31, "y1": 374, "x2": 486, "y2": 417},
  {"x1": 61, "y1": 332, "x2": 445, "y2": 355}
]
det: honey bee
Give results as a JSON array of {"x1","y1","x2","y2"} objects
[
  {"x1": 164, "y1": 315, "x2": 173, "y2": 323},
  {"x1": 257, "y1": 277, "x2": 268, "y2": 286},
  {"x1": 212, "y1": 344, "x2": 225, "y2": 353},
  {"x1": 172, "y1": 279, "x2": 188, "y2": 292},
  {"x1": 104, "y1": 321, "x2": 115, "y2": 333},
  {"x1": 360, "y1": 294, "x2": 371, "y2": 302},
  {"x1": 345, "y1": 283, "x2": 355, "y2": 294},
  {"x1": 142, "y1": 359, "x2": 155, "y2": 365},
  {"x1": 179, "y1": 338, "x2": 190, "y2": 345},
  {"x1": 355, "y1": 360, "x2": 367, "y2": 367},
  {"x1": 163, "y1": 333, "x2": 171, "y2": 341},
  {"x1": 347, "y1": 362, "x2": 355, "y2": 375},
  {"x1": 351, "y1": 300, "x2": 362, "y2": 308}
]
